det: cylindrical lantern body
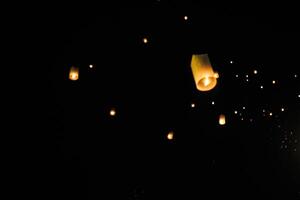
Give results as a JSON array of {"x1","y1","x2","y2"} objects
[
  {"x1": 69, "y1": 66, "x2": 79, "y2": 81},
  {"x1": 191, "y1": 54, "x2": 218, "y2": 91},
  {"x1": 219, "y1": 114, "x2": 226, "y2": 125}
]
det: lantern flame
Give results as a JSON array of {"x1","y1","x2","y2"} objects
[{"x1": 191, "y1": 54, "x2": 218, "y2": 91}]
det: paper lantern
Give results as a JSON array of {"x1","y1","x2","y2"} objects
[
  {"x1": 69, "y1": 66, "x2": 79, "y2": 81},
  {"x1": 191, "y1": 54, "x2": 219, "y2": 91},
  {"x1": 219, "y1": 114, "x2": 226, "y2": 125}
]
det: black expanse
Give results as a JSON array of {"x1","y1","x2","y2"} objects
[{"x1": 36, "y1": 3, "x2": 300, "y2": 199}]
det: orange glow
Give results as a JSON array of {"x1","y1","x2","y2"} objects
[
  {"x1": 167, "y1": 131, "x2": 174, "y2": 140},
  {"x1": 219, "y1": 114, "x2": 226, "y2": 125},
  {"x1": 69, "y1": 66, "x2": 79, "y2": 81},
  {"x1": 191, "y1": 54, "x2": 218, "y2": 91}
]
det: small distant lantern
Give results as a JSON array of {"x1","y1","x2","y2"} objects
[
  {"x1": 69, "y1": 66, "x2": 79, "y2": 81},
  {"x1": 191, "y1": 54, "x2": 219, "y2": 91},
  {"x1": 167, "y1": 131, "x2": 174, "y2": 140},
  {"x1": 109, "y1": 108, "x2": 116, "y2": 117},
  {"x1": 219, "y1": 114, "x2": 226, "y2": 125}
]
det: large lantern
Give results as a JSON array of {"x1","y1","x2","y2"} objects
[
  {"x1": 69, "y1": 66, "x2": 79, "y2": 81},
  {"x1": 219, "y1": 114, "x2": 226, "y2": 125},
  {"x1": 191, "y1": 54, "x2": 219, "y2": 91}
]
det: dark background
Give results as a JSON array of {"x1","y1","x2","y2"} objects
[{"x1": 23, "y1": 2, "x2": 300, "y2": 199}]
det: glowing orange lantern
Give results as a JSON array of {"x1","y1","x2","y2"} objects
[
  {"x1": 219, "y1": 114, "x2": 226, "y2": 125},
  {"x1": 191, "y1": 54, "x2": 219, "y2": 91},
  {"x1": 69, "y1": 66, "x2": 79, "y2": 81}
]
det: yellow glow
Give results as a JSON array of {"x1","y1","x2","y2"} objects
[
  {"x1": 203, "y1": 77, "x2": 211, "y2": 86},
  {"x1": 109, "y1": 109, "x2": 116, "y2": 116},
  {"x1": 219, "y1": 114, "x2": 226, "y2": 125},
  {"x1": 191, "y1": 54, "x2": 218, "y2": 91},
  {"x1": 69, "y1": 66, "x2": 79, "y2": 81},
  {"x1": 167, "y1": 131, "x2": 174, "y2": 140},
  {"x1": 143, "y1": 38, "x2": 148, "y2": 44}
]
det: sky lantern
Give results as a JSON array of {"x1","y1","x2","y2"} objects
[
  {"x1": 167, "y1": 131, "x2": 174, "y2": 140},
  {"x1": 191, "y1": 54, "x2": 219, "y2": 91},
  {"x1": 69, "y1": 66, "x2": 79, "y2": 81},
  {"x1": 219, "y1": 114, "x2": 226, "y2": 125}
]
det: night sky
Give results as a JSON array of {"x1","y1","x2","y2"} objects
[{"x1": 39, "y1": 3, "x2": 300, "y2": 199}]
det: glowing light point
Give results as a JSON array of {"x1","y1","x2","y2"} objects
[
  {"x1": 191, "y1": 103, "x2": 195, "y2": 108},
  {"x1": 230, "y1": 60, "x2": 234, "y2": 64},
  {"x1": 269, "y1": 112, "x2": 273, "y2": 116},
  {"x1": 260, "y1": 85, "x2": 264, "y2": 89},
  {"x1": 184, "y1": 16, "x2": 188, "y2": 20},
  {"x1": 89, "y1": 64, "x2": 93, "y2": 69},
  {"x1": 272, "y1": 80, "x2": 276, "y2": 84},
  {"x1": 281, "y1": 108, "x2": 285, "y2": 112},
  {"x1": 109, "y1": 108, "x2": 116, "y2": 116},
  {"x1": 235, "y1": 74, "x2": 239, "y2": 78},
  {"x1": 234, "y1": 110, "x2": 238, "y2": 114},
  {"x1": 167, "y1": 131, "x2": 174, "y2": 140},
  {"x1": 143, "y1": 37, "x2": 148, "y2": 44},
  {"x1": 211, "y1": 101, "x2": 215, "y2": 105},
  {"x1": 254, "y1": 70, "x2": 258, "y2": 74}
]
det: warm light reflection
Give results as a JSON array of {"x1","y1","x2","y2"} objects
[
  {"x1": 69, "y1": 66, "x2": 79, "y2": 81},
  {"x1": 272, "y1": 80, "x2": 276, "y2": 84},
  {"x1": 143, "y1": 38, "x2": 148, "y2": 44},
  {"x1": 191, "y1": 54, "x2": 218, "y2": 91},
  {"x1": 191, "y1": 103, "x2": 195, "y2": 108}
]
